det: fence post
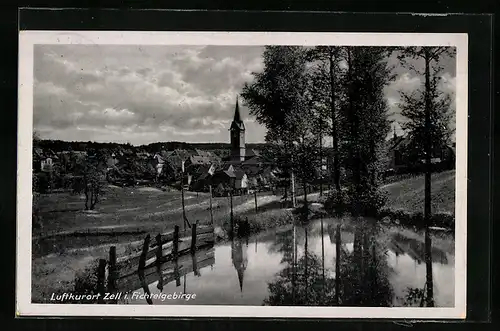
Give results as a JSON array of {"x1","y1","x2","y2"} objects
[
  {"x1": 155, "y1": 233, "x2": 163, "y2": 263},
  {"x1": 209, "y1": 185, "x2": 214, "y2": 225},
  {"x1": 173, "y1": 225, "x2": 179, "y2": 259},
  {"x1": 173, "y1": 224, "x2": 181, "y2": 286},
  {"x1": 254, "y1": 190, "x2": 258, "y2": 214},
  {"x1": 155, "y1": 233, "x2": 164, "y2": 291},
  {"x1": 138, "y1": 234, "x2": 151, "y2": 271},
  {"x1": 97, "y1": 259, "x2": 106, "y2": 304},
  {"x1": 191, "y1": 221, "x2": 198, "y2": 254},
  {"x1": 108, "y1": 246, "x2": 117, "y2": 303}
]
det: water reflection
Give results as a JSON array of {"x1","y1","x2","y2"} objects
[
  {"x1": 121, "y1": 218, "x2": 454, "y2": 307},
  {"x1": 231, "y1": 236, "x2": 248, "y2": 293},
  {"x1": 264, "y1": 220, "x2": 393, "y2": 306}
]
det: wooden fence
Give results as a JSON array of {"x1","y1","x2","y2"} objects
[{"x1": 96, "y1": 221, "x2": 215, "y2": 304}]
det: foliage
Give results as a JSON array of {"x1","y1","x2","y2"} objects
[
  {"x1": 397, "y1": 47, "x2": 455, "y2": 164},
  {"x1": 72, "y1": 259, "x2": 101, "y2": 303},
  {"x1": 339, "y1": 47, "x2": 394, "y2": 216},
  {"x1": 264, "y1": 224, "x2": 394, "y2": 306},
  {"x1": 32, "y1": 174, "x2": 43, "y2": 232},
  {"x1": 307, "y1": 46, "x2": 346, "y2": 198},
  {"x1": 403, "y1": 287, "x2": 426, "y2": 307},
  {"x1": 241, "y1": 46, "x2": 320, "y2": 207},
  {"x1": 73, "y1": 149, "x2": 107, "y2": 210},
  {"x1": 264, "y1": 252, "x2": 338, "y2": 306}
]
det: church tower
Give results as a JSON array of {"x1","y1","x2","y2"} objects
[{"x1": 230, "y1": 97, "x2": 246, "y2": 162}]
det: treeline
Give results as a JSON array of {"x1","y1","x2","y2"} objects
[
  {"x1": 241, "y1": 46, "x2": 454, "y2": 219},
  {"x1": 36, "y1": 139, "x2": 268, "y2": 154}
]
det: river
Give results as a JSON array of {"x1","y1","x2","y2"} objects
[{"x1": 119, "y1": 217, "x2": 455, "y2": 307}]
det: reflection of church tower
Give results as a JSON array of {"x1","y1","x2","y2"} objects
[
  {"x1": 231, "y1": 237, "x2": 248, "y2": 292},
  {"x1": 230, "y1": 97, "x2": 246, "y2": 162}
]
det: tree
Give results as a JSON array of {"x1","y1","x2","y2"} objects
[
  {"x1": 74, "y1": 149, "x2": 107, "y2": 210},
  {"x1": 398, "y1": 47, "x2": 455, "y2": 167},
  {"x1": 397, "y1": 46, "x2": 455, "y2": 307},
  {"x1": 339, "y1": 47, "x2": 394, "y2": 216},
  {"x1": 307, "y1": 46, "x2": 345, "y2": 201},
  {"x1": 241, "y1": 46, "x2": 312, "y2": 208}
]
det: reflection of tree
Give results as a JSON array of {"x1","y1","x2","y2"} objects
[
  {"x1": 264, "y1": 222, "x2": 394, "y2": 307},
  {"x1": 265, "y1": 251, "x2": 337, "y2": 306},
  {"x1": 338, "y1": 224, "x2": 393, "y2": 306}
]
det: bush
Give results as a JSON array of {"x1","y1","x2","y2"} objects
[
  {"x1": 72, "y1": 259, "x2": 101, "y2": 303},
  {"x1": 324, "y1": 186, "x2": 387, "y2": 218},
  {"x1": 353, "y1": 186, "x2": 388, "y2": 217},
  {"x1": 221, "y1": 211, "x2": 295, "y2": 238},
  {"x1": 34, "y1": 172, "x2": 50, "y2": 193},
  {"x1": 324, "y1": 190, "x2": 349, "y2": 217}
]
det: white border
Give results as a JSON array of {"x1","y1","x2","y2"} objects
[{"x1": 17, "y1": 31, "x2": 468, "y2": 319}]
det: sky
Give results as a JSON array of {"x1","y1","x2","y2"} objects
[{"x1": 33, "y1": 45, "x2": 456, "y2": 146}]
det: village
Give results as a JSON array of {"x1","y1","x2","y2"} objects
[{"x1": 33, "y1": 97, "x2": 455, "y2": 201}]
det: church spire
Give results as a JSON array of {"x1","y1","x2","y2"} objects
[{"x1": 233, "y1": 96, "x2": 242, "y2": 123}]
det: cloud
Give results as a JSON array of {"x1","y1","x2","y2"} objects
[
  {"x1": 33, "y1": 45, "x2": 455, "y2": 145},
  {"x1": 33, "y1": 44, "x2": 265, "y2": 145},
  {"x1": 384, "y1": 49, "x2": 456, "y2": 139}
]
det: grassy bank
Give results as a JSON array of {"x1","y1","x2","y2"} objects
[{"x1": 380, "y1": 170, "x2": 456, "y2": 231}]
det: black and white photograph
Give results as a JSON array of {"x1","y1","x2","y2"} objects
[{"x1": 17, "y1": 31, "x2": 467, "y2": 318}]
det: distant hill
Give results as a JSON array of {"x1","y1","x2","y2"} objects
[{"x1": 34, "y1": 139, "x2": 269, "y2": 153}]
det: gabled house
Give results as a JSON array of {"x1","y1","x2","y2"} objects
[
  {"x1": 210, "y1": 166, "x2": 236, "y2": 192},
  {"x1": 185, "y1": 155, "x2": 212, "y2": 167},
  {"x1": 233, "y1": 169, "x2": 248, "y2": 194},
  {"x1": 40, "y1": 157, "x2": 54, "y2": 172},
  {"x1": 106, "y1": 153, "x2": 119, "y2": 169},
  {"x1": 386, "y1": 130, "x2": 456, "y2": 174}
]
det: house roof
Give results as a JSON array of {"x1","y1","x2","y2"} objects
[
  {"x1": 245, "y1": 149, "x2": 260, "y2": 158},
  {"x1": 173, "y1": 149, "x2": 196, "y2": 160},
  {"x1": 214, "y1": 168, "x2": 236, "y2": 178},
  {"x1": 387, "y1": 134, "x2": 412, "y2": 151},
  {"x1": 234, "y1": 169, "x2": 246, "y2": 180},
  {"x1": 166, "y1": 155, "x2": 184, "y2": 169},
  {"x1": 188, "y1": 155, "x2": 212, "y2": 165}
]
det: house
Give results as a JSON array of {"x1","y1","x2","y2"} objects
[
  {"x1": 171, "y1": 148, "x2": 195, "y2": 161},
  {"x1": 187, "y1": 163, "x2": 216, "y2": 191},
  {"x1": 106, "y1": 153, "x2": 119, "y2": 169},
  {"x1": 386, "y1": 130, "x2": 456, "y2": 174},
  {"x1": 210, "y1": 166, "x2": 236, "y2": 194},
  {"x1": 184, "y1": 155, "x2": 212, "y2": 168},
  {"x1": 233, "y1": 169, "x2": 249, "y2": 194},
  {"x1": 40, "y1": 157, "x2": 53, "y2": 172}
]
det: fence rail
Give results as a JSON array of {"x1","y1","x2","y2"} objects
[{"x1": 97, "y1": 221, "x2": 215, "y2": 303}]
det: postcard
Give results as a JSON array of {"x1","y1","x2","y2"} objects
[{"x1": 17, "y1": 31, "x2": 467, "y2": 318}]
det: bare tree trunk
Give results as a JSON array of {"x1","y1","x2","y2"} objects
[
  {"x1": 319, "y1": 123, "x2": 324, "y2": 197},
  {"x1": 84, "y1": 176, "x2": 89, "y2": 210},
  {"x1": 329, "y1": 49, "x2": 342, "y2": 203},
  {"x1": 346, "y1": 47, "x2": 362, "y2": 216},
  {"x1": 291, "y1": 171, "x2": 296, "y2": 208},
  {"x1": 301, "y1": 177, "x2": 309, "y2": 225},
  {"x1": 424, "y1": 49, "x2": 434, "y2": 307},
  {"x1": 335, "y1": 224, "x2": 341, "y2": 305}
]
